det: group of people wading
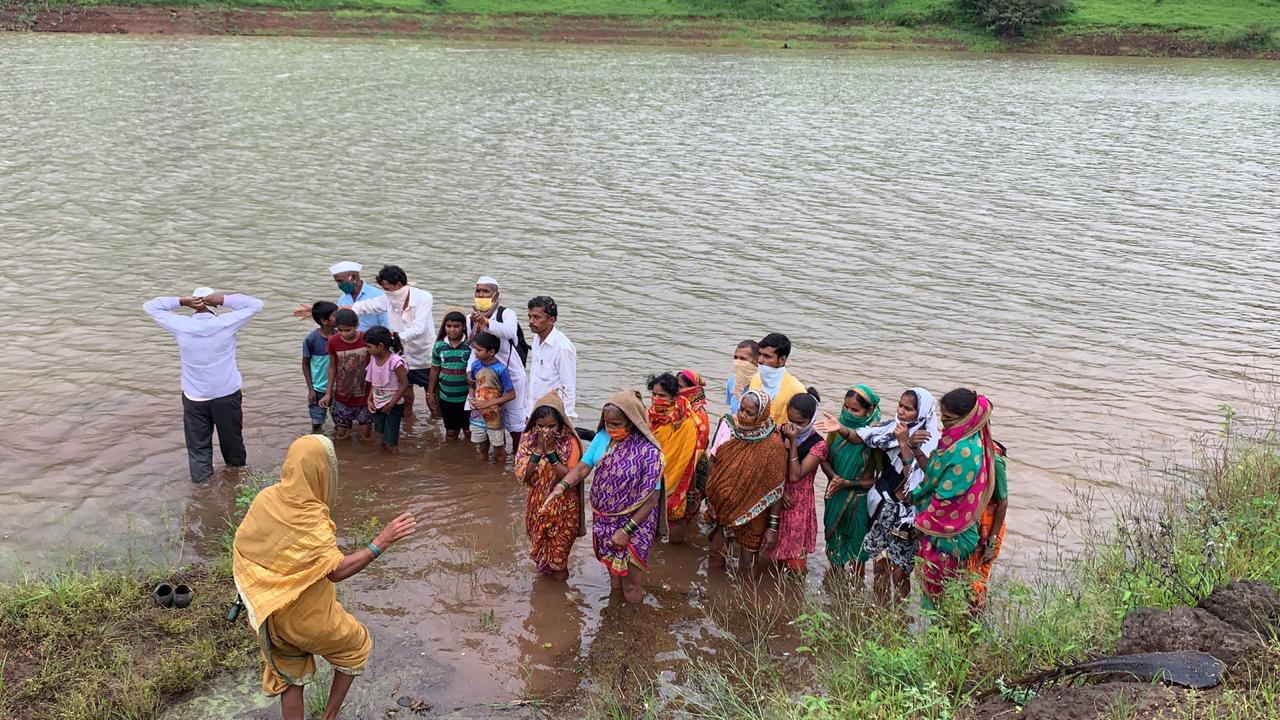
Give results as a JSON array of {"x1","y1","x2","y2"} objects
[{"x1": 146, "y1": 264, "x2": 1009, "y2": 720}]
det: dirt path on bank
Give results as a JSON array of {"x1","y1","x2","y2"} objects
[{"x1": 4, "y1": 5, "x2": 1277, "y2": 59}]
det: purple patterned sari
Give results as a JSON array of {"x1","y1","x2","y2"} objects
[{"x1": 590, "y1": 431, "x2": 664, "y2": 576}]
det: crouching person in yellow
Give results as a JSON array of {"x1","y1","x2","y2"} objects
[{"x1": 232, "y1": 434, "x2": 416, "y2": 720}]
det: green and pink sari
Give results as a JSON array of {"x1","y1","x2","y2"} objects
[{"x1": 912, "y1": 394, "x2": 996, "y2": 603}]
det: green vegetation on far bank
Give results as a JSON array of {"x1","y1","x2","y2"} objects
[{"x1": 30, "y1": 0, "x2": 1271, "y2": 57}]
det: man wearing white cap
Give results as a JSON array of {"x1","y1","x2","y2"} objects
[
  {"x1": 467, "y1": 276, "x2": 529, "y2": 449},
  {"x1": 144, "y1": 287, "x2": 264, "y2": 483},
  {"x1": 330, "y1": 261, "x2": 386, "y2": 332}
]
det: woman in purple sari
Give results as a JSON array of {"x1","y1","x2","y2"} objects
[{"x1": 543, "y1": 389, "x2": 665, "y2": 603}]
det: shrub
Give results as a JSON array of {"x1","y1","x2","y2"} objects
[{"x1": 959, "y1": 0, "x2": 1074, "y2": 37}]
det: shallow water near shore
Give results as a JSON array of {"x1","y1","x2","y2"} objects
[{"x1": 2, "y1": 34, "x2": 1278, "y2": 712}]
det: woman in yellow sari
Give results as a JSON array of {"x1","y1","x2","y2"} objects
[
  {"x1": 647, "y1": 372, "x2": 706, "y2": 544},
  {"x1": 232, "y1": 434, "x2": 416, "y2": 720}
]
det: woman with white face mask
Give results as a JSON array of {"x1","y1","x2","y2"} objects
[{"x1": 348, "y1": 265, "x2": 435, "y2": 415}]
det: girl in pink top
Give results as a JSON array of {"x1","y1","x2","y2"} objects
[
  {"x1": 771, "y1": 390, "x2": 827, "y2": 573},
  {"x1": 364, "y1": 326, "x2": 409, "y2": 452}
]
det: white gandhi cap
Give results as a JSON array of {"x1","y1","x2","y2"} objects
[
  {"x1": 476, "y1": 275, "x2": 500, "y2": 289},
  {"x1": 193, "y1": 287, "x2": 215, "y2": 297},
  {"x1": 329, "y1": 261, "x2": 363, "y2": 275}
]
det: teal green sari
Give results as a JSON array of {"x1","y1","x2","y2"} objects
[{"x1": 823, "y1": 385, "x2": 881, "y2": 567}]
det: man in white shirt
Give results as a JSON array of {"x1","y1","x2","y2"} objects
[
  {"x1": 467, "y1": 275, "x2": 528, "y2": 449},
  {"x1": 524, "y1": 296, "x2": 577, "y2": 421},
  {"x1": 349, "y1": 265, "x2": 434, "y2": 415},
  {"x1": 144, "y1": 287, "x2": 264, "y2": 483}
]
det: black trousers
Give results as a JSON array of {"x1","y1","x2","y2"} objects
[{"x1": 182, "y1": 390, "x2": 246, "y2": 483}]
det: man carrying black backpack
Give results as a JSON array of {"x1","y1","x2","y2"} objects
[{"x1": 467, "y1": 275, "x2": 530, "y2": 450}]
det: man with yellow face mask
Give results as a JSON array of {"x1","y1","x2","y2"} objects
[{"x1": 466, "y1": 276, "x2": 528, "y2": 450}]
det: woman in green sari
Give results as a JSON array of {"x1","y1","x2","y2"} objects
[{"x1": 820, "y1": 385, "x2": 882, "y2": 581}]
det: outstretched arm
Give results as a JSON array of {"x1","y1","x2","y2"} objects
[{"x1": 327, "y1": 512, "x2": 416, "y2": 582}]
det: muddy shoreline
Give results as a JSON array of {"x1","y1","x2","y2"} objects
[{"x1": 4, "y1": 5, "x2": 1278, "y2": 59}]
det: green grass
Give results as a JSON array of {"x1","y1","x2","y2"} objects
[
  {"x1": 42, "y1": 0, "x2": 1276, "y2": 55},
  {"x1": 0, "y1": 564, "x2": 257, "y2": 720},
  {"x1": 584, "y1": 405, "x2": 1280, "y2": 719}
]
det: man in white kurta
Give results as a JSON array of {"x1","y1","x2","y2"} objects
[
  {"x1": 349, "y1": 265, "x2": 434, "y2": 413},
  {"x1": 524, "y1": 295, "x2": 577, "y2": 421},
  {"x1": 466, "y1": 275, "x2": 527, "y2": 448}
]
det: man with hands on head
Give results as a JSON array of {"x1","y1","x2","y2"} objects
[{"x1": 144, "y1": 287, "x2": 264, "y2": 484}]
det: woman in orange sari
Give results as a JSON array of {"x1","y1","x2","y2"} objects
[
  {"x1": 514, "y1": 392, "x2": 584, "y2": 580},
  {"x1": 232, "y1": 434, "x2": 416, "y2": 720},
  {"x1": 647, "y1": 372, "x2": 707, "y2": 544},
  {"x1": 967, "y1": 440, "x2": 1009, "y2": 609},
  {"x1": 677, "y1": 369, "x2": 713, "y2": 519}
]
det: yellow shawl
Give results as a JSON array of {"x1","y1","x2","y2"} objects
[{"x1": 232, "y1": 434, "x2": 345, "y2": 631}]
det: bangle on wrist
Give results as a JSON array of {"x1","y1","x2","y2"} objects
[
  {"x1": 622, "y1": 519, "x2": 639, "y2": 535},
  {"x1": 546, "y1": 451, "x2": 561, "y2": 465},
  {"x1": 530, "y1": 453, "x2": 542, "y2": 463},
  {"x1": 557, "y1": 479, "x2": 571, "y2": 492},
  {"x1": 367, "y1": 542, "x2": 382, "y2": 559}
]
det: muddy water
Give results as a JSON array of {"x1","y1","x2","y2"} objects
[{"x1": 2, "y1": 34, "x2": 1279, "y2": 713}]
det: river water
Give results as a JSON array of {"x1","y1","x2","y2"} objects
[{"x1": 2, "y1": 34, "x2": 1278, "y2": 714}]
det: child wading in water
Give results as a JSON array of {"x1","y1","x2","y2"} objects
[
  {"x1": 771, "y1": 390, "x2": 826, "y2": 573},
  {"x1": 468, "y1": 331, "x2": 516, "y2": 459},
  {"x1": 302, "y1": 301, "x2": 337, "y2": 433},
  {"x1": 364, "y1": 325, "x2": 410, "y2": 453},
  {"x1": 428, "y1": 310, "x2": 470, "y2": 441},
  {"x1": 322, "y1": 308, "x2": 373, "y2": 441}
]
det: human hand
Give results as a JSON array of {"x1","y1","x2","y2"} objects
[
  {"x1": 539, "y1": 484, "x2": 566, "y2": 513},
  {"x1": 824, "y1": 476, "x2": 851, "y2": 499},
  {"x1": 894, "y1": 421, "x2": 910, "y2": 444},
  {"x1": 782, "y1": 492, "x2": 795, "y2": 510},
  {"x1": 814, "y1": 413, "x2": 840, "y2": 435},
  {"x1": 780, "y1": 423, "x2": 797, "y2": 441},
  {"x1": 427, "y1": 395, "x2": 441, "y2": 414},
  {"x1": 202, "y1": 294, "x2": 225, "y2": 307},
  {"x1": 471, "y1": 313, "x2": 489, "y2": 331},
  {"x1": 763, "y1": 527, "x2": 779, "y2": 551},
  {"x1": 291, "y1": 302, "x2": 311, "y2": 319},
  {"x1": 610, "y1": 528, "x2": 630, "y2": 551},
  {"x1": 894, "y1": 485, "x2": 911, "y2": 502},
  {"x1": 320, "y1": 393, "x2": 332, "y2": 408},
  {"x1": 909, "y1": 429, "x2": 930, "y2": 448},
  {"x1": 374, "y1": 512, "x2": 417, "y2": 548},
  {"x1": 367, "y1": 398, "x2": 378, "y2": 415},
  {"x1": 308, "y1": 388, "x2": 317, "y2": 404}
]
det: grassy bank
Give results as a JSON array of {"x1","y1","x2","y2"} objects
[
  {"x1": 0, "y1": 564, "x2": 256, "y2": 720},
  {"x1": 585, "y1": 407, "x2": 1280, "y2": 719},
  {"x1": 4, "y1": 0, "x2": 1278, "y2": 56}
]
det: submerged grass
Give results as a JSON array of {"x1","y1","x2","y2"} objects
[{"x1": 584, "y1": 404, "x2": 1280, "y2": 719}]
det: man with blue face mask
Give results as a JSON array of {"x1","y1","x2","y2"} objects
[
  {"x1": 330, "y1": 261, "x2": 386, "y2": 332},
  {"x1": 748, "y1": 332, "x2": 807, "y2": 426}
]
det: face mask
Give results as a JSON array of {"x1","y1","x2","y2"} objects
[
  {"x1": 757, "y1": 364, "x2": 784, "y2": 383},
  {"x1": 474, "y1": 296, "x2": 495, "y2": 312},
  {"x1": 338, "y1": 281, "x2": 357, "y2": 295},
  {"x1": 385, "y1": 286, "x2": 409, "y2": 303},
  {"x1": 606, "y1": 427, "x2": 630, "y2": 442}
]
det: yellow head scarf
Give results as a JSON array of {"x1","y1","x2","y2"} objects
[{"x1": 232, "y1": 434, "x2": 345, "y2": 631}]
